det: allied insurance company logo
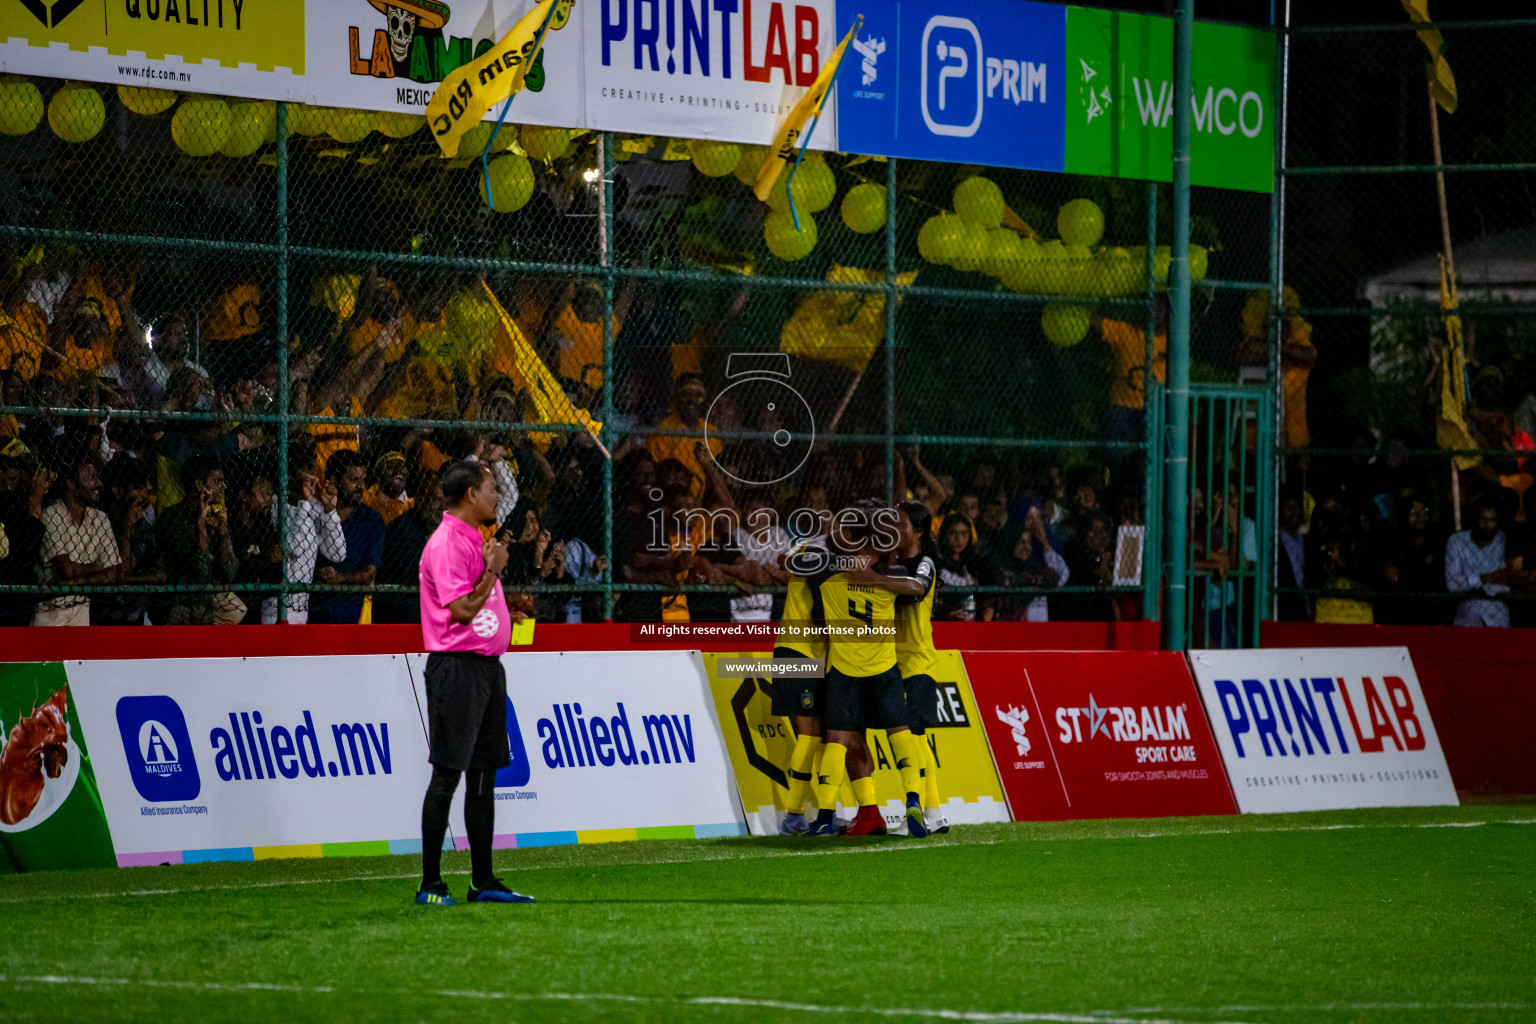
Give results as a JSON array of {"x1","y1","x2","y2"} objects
[
  {"x1": 921, "y1": 15, "x2": 1048, "y2": 139},
  {"x1": 115, "y1": 696, "x2": 201, "y2": 803}
]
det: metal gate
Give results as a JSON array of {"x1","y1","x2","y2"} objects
[{"x1": 1182, "y1": 384, "x2": 1275, "y2": 648}]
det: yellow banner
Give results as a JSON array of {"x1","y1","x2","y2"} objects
[
  {"x1": 426, "y1": 0, "x2": 564, "y2": 157},
  {"x1": 480, "y1": 282, "x2": 602, "y2": 449},
  {"x1": 702, "y1": 650, "x2": 1009, "y2": 834},
  {"x1": 752, "y1": 18, "x2": 859, "y2": 202},
  {"x1": 13, "y1": 0, "x2": 305, "y2": 73}
]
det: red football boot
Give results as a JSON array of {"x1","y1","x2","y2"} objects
[{"x1": 843, "y1": 805, "x2": 887, "y2": 836}]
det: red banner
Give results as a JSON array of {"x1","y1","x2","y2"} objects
[{"x1": 964, "y1": 651, "x2": 1237, "y2": 821}]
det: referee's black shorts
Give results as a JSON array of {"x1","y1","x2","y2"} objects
[
  {"x1": 824, "y1": 664, "x2": 907, "y2": 733},
  {"x1": 424, "y1": 651, "x2": 510, "y2": 772},
  {"x1": 769, "y1": 646, "x2": 825, "y2": 719}
]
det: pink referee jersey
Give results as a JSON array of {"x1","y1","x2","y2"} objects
[{"x1": 419, "y1": 512, "x2": 512, "y2": 656}]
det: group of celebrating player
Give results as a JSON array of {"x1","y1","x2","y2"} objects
[{"x1": 772, "y1": 498, "x2": 949, "y2": 838}]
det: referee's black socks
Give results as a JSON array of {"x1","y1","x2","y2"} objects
[{"x1": 465, "y1": 769, "x2": 496, "y2": 888}]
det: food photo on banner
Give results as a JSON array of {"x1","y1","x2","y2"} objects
[
  {"x1": 0, "y1": 663, "x2": 116, "y2": 872},
  {"x1": 703, "y1": 649, "x2": 1010, "y2": 835},
  {"x1": 965, "y1": 650, "x2": 1237, "y2": 821},
  {"x1": 67, "y1": 656, "x2": 434, "y2": 867},
  {"x1": 409, "y1": 650, "x2": 748, "y2": 846},
  {"x1": 1187, "y1": 648, "x2": 1459, "y2": 814}
]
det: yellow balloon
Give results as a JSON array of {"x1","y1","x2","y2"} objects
[
  {"x1": 1042, "y1": 304, "x2": 1091, "y2": 347},
  {"x1": 521, "y1": 124, "x2": 567, "y2": 162},
  {"x1": 953, "y1": 176, "x2": 1004, "y2": 229},
  {"x1": 1154, "y1": 245, "x2": 1171, "y2": 286},
  {"x1": 171, "y1": 95, "x2": 230, "y2": 157},
  {"x1": 764, "y1": 210, "x2": 817, "y2": 261},
  {"x1": 118, "y1": 85, "x2": 177, "y2": 116},
  {"x1": 376, "y1": 111, "x2": 426, "y2": 139},
  {"x1": 982, "y1": 228, "x2": 1026, "y2": 278},
  {"x1": 1060, "y1": 243, "x2": 1094, "y2": 295},
  {"x1": 219, "y1": 100, "x2": 274, "y2": 158},
  {"x1": 478, "y1": 154, "x2": 536, "y2": 213},
  {"x1": 734, "y1": 144, "x2": 769, "y2": 187},
  {"x1": 1190, "y1": 244, "x2": 1209, "y2": 281},
  {"x1": 1090, "y1": 246, "x2": 1142, "y2": 296},
  {"x1": 0, "y1": 77, "x2": 43, "y2": 137},
  {"x1": 949, "y1": 221, "x2": 989, "y2": 273},
  {"x1": 289, "y1": 103, "x2": 331, "y2": 137},
  {"x1": 48, "y1": 82, "x2": 104, "y2": 144},
  {"x1": 690, "y1": 139, "x2": 741, "y2": 177},
  {"x1": 766, "y1": 157, "x2": 835, "y2": 214},
  {"x1": 1058, "y1": 198, "x2": 1105, "y2": 248},
  {"x1": 917, "y1": 214, "x2": 949, "y2": 264},
  {"x1": 327, "y1": 107, "x2": 374, "y2": 144},
  {"x1": 1000, "y1": 237, "x2": 1043, "y2": 292},
  {"x1": 456, "y1": 122, "x2": 515, "y2": 159},
  {"x1": 840, "y1": 183, "x2": 887, "y2": 234}
]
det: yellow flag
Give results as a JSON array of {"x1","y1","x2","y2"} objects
[
  {"x1": 779, "y1": 266, "x2": 917, "y2": 373},
  {"x1": 1435, "y1": 255, "x2": 1478, "y2": 469},
  {"x1": 753, "y1": 18, "x2": 860, "y2": 202},
  {"x1": 1401, "y1": 0, "x2": 1457, "y2": 113},
  {"x1": 480, "y1": 282, "x2": 603, "y2": 450},
  {"x1": 426, "y1": 0, "x2": 566, "y2": 158}
]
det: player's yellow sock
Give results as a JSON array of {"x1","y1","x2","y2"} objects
[
  {"x1": 888, "y1": 729, "x2": 924, "y2": 799},
  {"x1": 851, "y1": 775, "x2": 877, "y2": 808},
  {"x1": 814, "y1": 742, "x2": 848, "y2": 811},
  {"x1": 922, "y1": 734, "x2": 941, "y2": 810},
  {"x1": 907, "y1": 732, "x2": 930, "y2": 809},
  {"x1": 838, "y1": 776, "x2": 856, "y2": 812},
  {"x1": 785, "y1": 733, "x2": 820, "y2": 815}
]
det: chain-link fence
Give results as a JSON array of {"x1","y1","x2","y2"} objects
[
  {"x1": 1275, "y1": 17, "x2": 1536, "y2": 629},
  {"x1": 0, "y1": 74, "x2": 1278, "y2": 631}
]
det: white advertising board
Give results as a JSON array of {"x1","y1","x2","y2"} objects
[
  {"x1": 406, "y1": 650, "x2": 747, "y2": 842},
  {"x1": 1187, "y1": 647, "x2": 1458, "y2": 814},
  {"x1": 67, "y1": 655, "x2": 432, "y2": 864}
]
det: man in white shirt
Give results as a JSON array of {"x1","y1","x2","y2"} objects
[
  {"x1": 263, "y1": 464, "x2": 345, "y2": 624},
  {"x1": 34, "y1": 452, "x2": 121, "y2": 626},
  {"x1": 1445, "y1": 498, "x2": 1510, "y2": 628}
]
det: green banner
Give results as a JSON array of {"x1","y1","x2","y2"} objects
[
  {"x1": 1065, "y1": 8, "x2": 1275, "y2": 194},
  {"x1": 0, "y1": 663, "x2": 116, "y2": 872}
]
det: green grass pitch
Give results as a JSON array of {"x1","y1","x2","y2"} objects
[{"x1": 1, "y1": 803, "x2": 1531, "y2": 1023}]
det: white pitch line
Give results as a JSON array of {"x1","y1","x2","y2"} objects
[
  {"x1": 1, "y1": 817, "x2": 1531, "y2": 906},
  {"x1": 1133, "y1": 1003, "x2": 1530, "y2": 1013},
  {"x1": 0, "y1": 975, "x2": 1257, "y2": 1024}
]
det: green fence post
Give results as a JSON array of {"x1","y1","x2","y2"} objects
[
  {"x1": 1164, "y1": 0, "x2": 1194, "y2": 652},
  {"x1": 275, "y1": 101, "x2": 290, "y2": 625},
  {"x1": 601, "y1": 131, "x2": 616, "y2": 621},
  {"x1": 1267, "y1": 13, "x2": 1290, "y2": 627},
  {"x1": 1143, "y1": 182, "x2": 1162, "y2": 621},
  {"x1": 885, "y1": 156, "x2": 898, "y2": 504}
]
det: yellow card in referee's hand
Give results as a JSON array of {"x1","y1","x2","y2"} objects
[{"x1": 511, "y1": 618, "x2": 537, "y2": 646}]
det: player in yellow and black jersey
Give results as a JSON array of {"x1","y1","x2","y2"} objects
[
  {"x1": 771, "y1": 538, "x2": 834, "y2": 835},
  {"x1": 895, "y1": 499, "x2": 948, "y2": 834},
  {"x1": 806, "y1": 499, "x2": 933, "y2": 838}
]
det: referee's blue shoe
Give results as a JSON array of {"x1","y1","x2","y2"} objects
[
  {"x1": 467, "y1": 877, "x2": 536, "y2": 904},
  {"x1": 415, "y1": 880, "x2": 457, "y2": 907}
]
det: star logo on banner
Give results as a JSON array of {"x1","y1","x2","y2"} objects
[
  {"x1": 1086, "y1": 694, "x2": 1111, "y2": 740},
  {"x1": 1081, "y1": 60, "x2": 1111, "y2": 124},
  {"x1": 1080, "y1": 58, "x2": 1097, "y2": 84}
]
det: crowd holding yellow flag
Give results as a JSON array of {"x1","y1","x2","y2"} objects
[
  {"x1": 426, "y1": 0, "x2": 570, "y2": 158},
  {"x1": 752, "y1": 17, "x2": 861, "y2": 203}
]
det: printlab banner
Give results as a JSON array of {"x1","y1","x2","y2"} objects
[
  {"x1": 406, "y1": 650, "x2": 746, "y2": 843},
  {"x1": 67, "y1": 655, "x2": 433, "y2": 866},
  {"x1": 1187, "y1": 648, "x2": 1458, "y2": 814},
  {"x1": 702, "y1": 649, "x2": 1010, "y2": 835},
  {"x1": 965, "y1": 650, "x2": 1237, "y2": 821}
]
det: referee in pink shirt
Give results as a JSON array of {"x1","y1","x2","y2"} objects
[{"x1": 414, "y1": 460, "x2": 532, "y2": 906}]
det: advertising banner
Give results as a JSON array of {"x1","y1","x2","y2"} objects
[
  {"x1": 702, "y1": 649, "x2": 1010, "y2": 835},
  {"x1": 835, "y1": 0, "x2": 1066, "y2": 173},
  {"x1": 407, "y1": 650, "x2": 747, "y2": 845},
  {"x1": 1187, "y1": 648, "x2": 1458, "y2": 814},
  {"x1": 0, "y1": 0, "x2": 585, "y2": 129},
  {"x1": 67, "y1": 655, "x2": 434, "y2": 866},
  {"x1": 1063, "y1": 8, "x2": 1275, "y2": 193},
  {"x1": 0, "y1": 662, "x2": 116, "y2": 872},
  {"x1": 965, "y1": 650, "x2": 1237, "y2": 821},
  {"x1": 584, "y1": 0, "x2": 841, "y2": 147}
]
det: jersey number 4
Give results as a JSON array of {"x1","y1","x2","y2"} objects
[{"x1": 847, "y1": 597, "x2": 874, "y2": 626}]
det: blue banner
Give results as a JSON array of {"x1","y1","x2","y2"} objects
[{"x1": 836, "y1": 0, "x2": 1066, "y2": 172}]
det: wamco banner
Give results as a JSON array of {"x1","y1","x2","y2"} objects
[
  {"x1": 1188, "y1": 647, "x2": 1458, "y2": 814},
  {"x1": 407, "y1": 650, "x2": 747, "y2": 845},
  {"x1": 966, "y1": 650, "x2": 1238, "y2": 821},
  {"x1": 702, "y1": 649, "x2": 1010, "y2": 835}
]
